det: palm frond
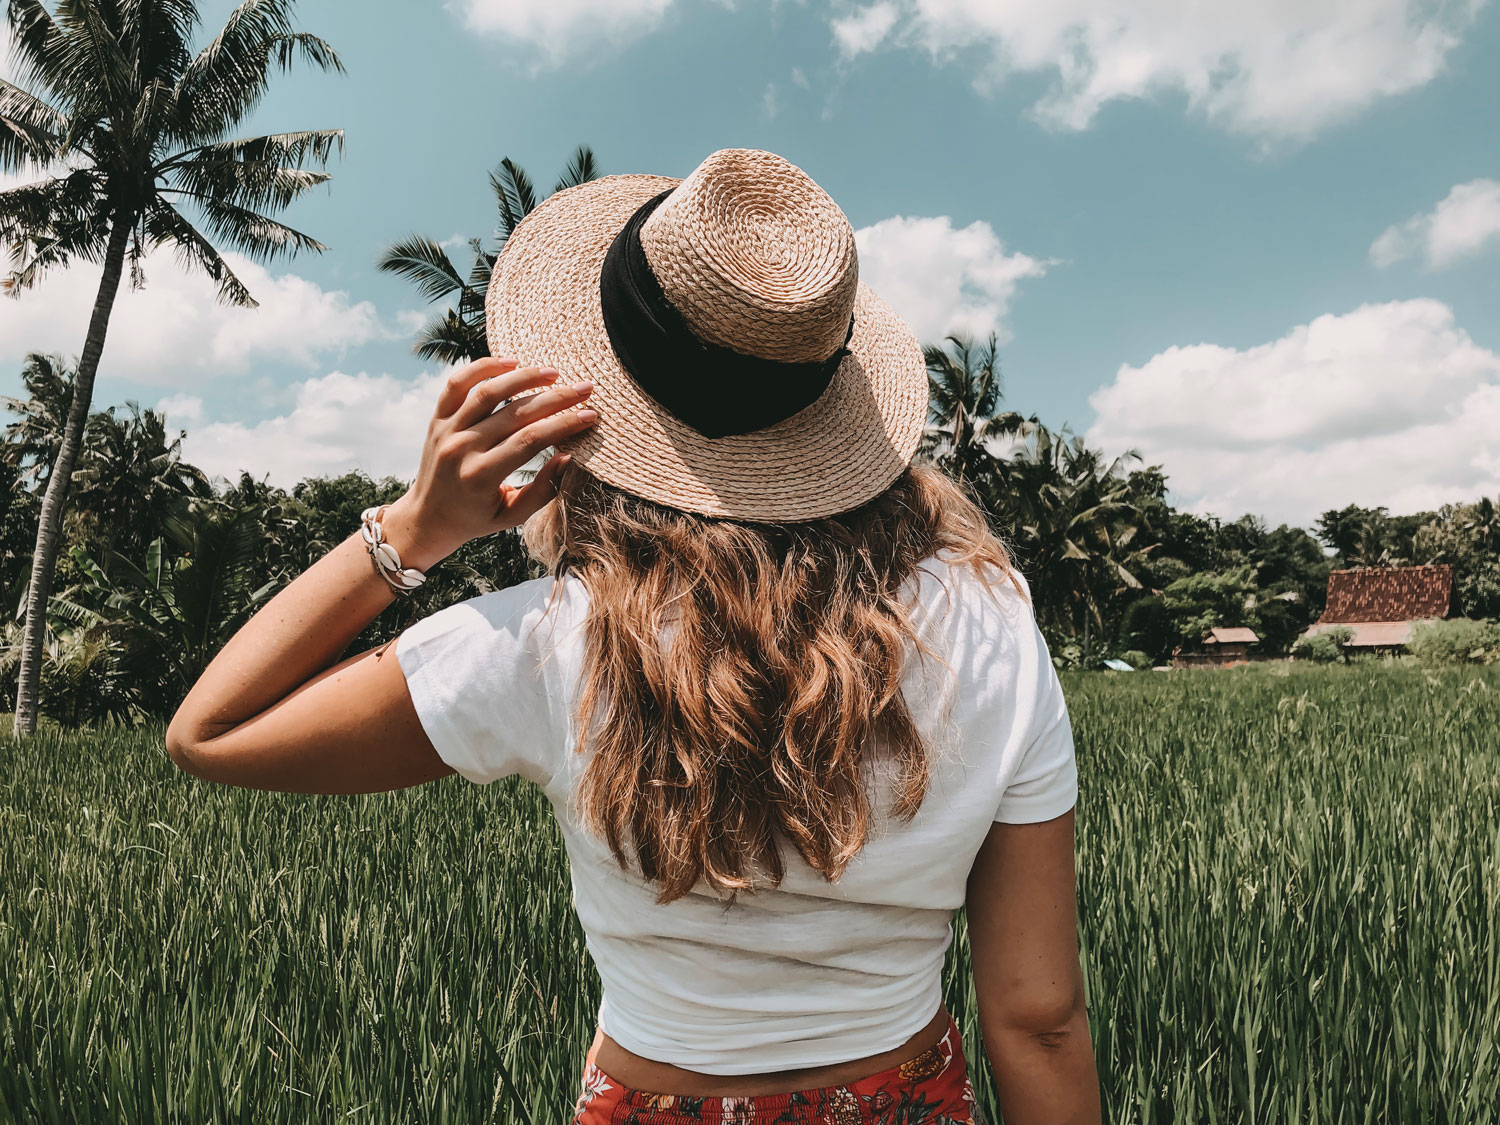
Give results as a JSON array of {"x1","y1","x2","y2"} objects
[
  {"x1": 142, "y1": 199, "x2": 255, "y2": 305},
  {"x1": 0, "y1": 168, "x2": 104, "y2": 233},
  {"x1": 411, "y1": 308, "x2": 488, "y2": 364},
  {"x1": 376, "y1": 235, "x2": 466, "y2": 303},
  {"x1": 462, "y1": 243, "x2": 494, "y2": 294},
  {"x1": 0, "y1": 79, "x2": 66, "y2": 168},
  {"x1": 59, "y1": 0, "x2": 136, "y2": 120},
  {"x1": 552, "y1": 144, "x2": 598, "y2": 194},
  {"x1": 171, "y1": 192, "x2": 328, "y2": 262},
  {"x1": 490, "y1": 157, "x2": 538, "y2": 240},
  {"x1": 168, "y1": 0, "x2": 343, "y2": 145},
  {"x1": 160, "y1": 129, "x2": 342, "y2": 206},
  {"x1": 0, "y1": 170, "x2": 110, "y2": 290},
  {"x1": 5, "y1": 0, "x2": 69, "y2": 96}
]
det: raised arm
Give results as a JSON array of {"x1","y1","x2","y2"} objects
[
  {"x1": 165, "y1": 358, "x2": 597, "y2": 793},
  {"x1": 965, "y1": 809, "x2": 1101, "y2": 1124}
]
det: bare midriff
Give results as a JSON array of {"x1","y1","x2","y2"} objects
[{"x1": 586, "y1": 1004, "x2": 951, "y2": 1097}]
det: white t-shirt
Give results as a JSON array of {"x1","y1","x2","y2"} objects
[{"x1": 396, "y1": 552, "x2": 1077, "y2": 1076}]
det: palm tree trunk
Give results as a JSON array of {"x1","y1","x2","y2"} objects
[{"x1": 13, "y1": 218, "x2": 132, "y2": 739}]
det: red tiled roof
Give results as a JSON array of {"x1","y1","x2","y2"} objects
[{"x1": 1318, "y1": 565, "x2": 1453, "y2": 624}]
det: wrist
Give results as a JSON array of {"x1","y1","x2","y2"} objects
[{"x1": 376, "y1": 497, "x2": 461, "y2": 573}]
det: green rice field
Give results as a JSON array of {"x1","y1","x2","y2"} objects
[{"x1": 2, "y1": 662, "x2": 1498, "y2": 1123}]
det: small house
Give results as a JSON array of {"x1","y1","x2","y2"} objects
[
  {"x1": 1173, "y1": 626, "x2": 1260, "y2": 668},
  {"x1": 1300, "y1": 564, "x2": 1453, "y2": 653}
]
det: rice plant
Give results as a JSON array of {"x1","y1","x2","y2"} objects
[{"x1": 1, "y1": 661, "x2": 1496, "y2": 1123}]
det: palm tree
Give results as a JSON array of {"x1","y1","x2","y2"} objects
[
  {"x1": 1, "y1": 352, "x2": 73, "y2": 488},
  {"x1": 1, "y1": 0, "x2": 343, "y2": 737},
  {"x1": 73, "y1": 402, "x2": 210, "y2": 557},
  {"x1": 1007, "y1": 424, "x2": 1148, "y2": 661},
  {"x1": 1460, "y1": 496, "x2": 1500, "y2": 556},
  {"x1": 378, "y1": 145, "x2": 600, "y2": 364},
  {"x1": 921, "y1": 333, "x2": 1032, "y2": 499},
  {"x1": 62, "y1": 499, "x2": 274, "y2": 714}
]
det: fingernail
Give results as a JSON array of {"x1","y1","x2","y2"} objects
[
  {"x1": 571, "y1": 381, "x2": 594, "y2": 395},
  {"x1": 540, "y1": 367, "x2": 559, "y2": 378},
  {"x1": 576, "y1": 409, "x2": 599, "y2": 423},
  {"x1": 497, "y1": 356, "x2": 518, "y2": 366}
]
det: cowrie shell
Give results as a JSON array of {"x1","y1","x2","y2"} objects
[{"x1": 374, "y1": 542, "x2": 402, "y2": 570}]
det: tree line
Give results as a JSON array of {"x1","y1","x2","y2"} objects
[{"x1": 4, "y1": 333, "x2": 1500, "y2": 725}]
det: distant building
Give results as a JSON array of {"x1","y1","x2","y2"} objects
[
  {"x1": 1174, "y1": 626, "x2": 1260, "y2": 668},
  {"x1": 1301, "y1": 564, "x2": 1454, "y2": 653}
]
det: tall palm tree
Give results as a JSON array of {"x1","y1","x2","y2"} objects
[
  {"x1": 73, "y1": 401, "x2": 210, "y2": 556},
  {"x1": 1, "y1": 0, "x2": 343, "y2": 737},
  {"x1": 378, "y1": 145, "x2": 600, "y2": 364},
  {"x1": 1, "y1": 352, "x2": 73, "y2": 488},
  {"x1": 63, "y1": 499, "x2": 274, "y2": 714},
  {"x1": 921, "y1": 333, "x2": 1032, "y2": 515},
  {"x1": 1460, "y1": 496, "x2": 1500, "y2": 556},
  {"x1": 1007, "y1": 424, "x2": 1148, "y2": 660}
]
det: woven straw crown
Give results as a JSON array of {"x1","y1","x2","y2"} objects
[
  {"x1": 486, "y1": 148, "x2": 928, "y2": 522},
  {"x1": 638, "y1": 149, "x2": 861, "y2": 365}
]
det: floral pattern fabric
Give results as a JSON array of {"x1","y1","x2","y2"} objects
[{"x1": 572, "y1": 1015, "x2": 983, "y2": 1124}]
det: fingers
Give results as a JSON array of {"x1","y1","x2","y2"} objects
[
  {"x1": 450, "y1": 364, "x2": 563, "y2": 431},
  {"x1": 468, "y1": 379, "x2": 594, "y2": 446},
  {"x1": 495, "y1": 451, "x2": 572, "y2": 526},
  {"x1": 477, "y1": 402, "x2": 598, "y2": 481},
  {"x1": 435, "y1": 357, "x2": 518, "y2": 418}
]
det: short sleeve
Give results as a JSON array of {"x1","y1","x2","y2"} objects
[
  {"x1": 396, "y1": 575, "x2": 577, "y2": 786},
  {"x1": 993, "y1": 603, "x2": 1078, "y2": 825}
]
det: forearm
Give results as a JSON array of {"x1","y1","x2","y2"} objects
[
  {"x1": 167, "y1": 503, "x2": 438, "y2": 747},
  {"x1": 160, "y1": 360, "x2": 592, "y2": 794},
  {"x1": 984, "y1": 1009, "x2": 1101, "y2": 1124}
]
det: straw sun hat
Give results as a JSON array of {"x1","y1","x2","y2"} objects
[{"x1": 485, "y1": 148, "x2": 927, "y2": 522}]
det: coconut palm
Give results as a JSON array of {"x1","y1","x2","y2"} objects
[
  {"x1": 378, "y1": 145, "x2": 600, "y2": 364},
  {"x1": 1460, "y1": 496, "x2": 1500, "y2": 556},
  {"x1": 1, "y1": 352, "x2": 73, "y2": 488},
  {"x1": 62, "y1": 499, "x2": 274, "y2": 714},
  {"x1": 73, "y1": 402, "x2": 210, "y2": 557},
  {"x1": 921, "y1": 334, "x2": 1033, "y2": 526},
  {"x1": 1007, "y1": 424, "x2": 1148, "y2": 659},
  {"x1": 1, "y1": 0, "x2": 343, "y2": 737}
]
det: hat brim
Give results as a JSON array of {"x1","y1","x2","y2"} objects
[{"x1": 486, "y1": 174, "x2": 927, "y2": 522}]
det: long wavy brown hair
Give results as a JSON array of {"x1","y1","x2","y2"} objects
[{"x1": 523, "y1": 462, "x2": 1014, "y2": 903}]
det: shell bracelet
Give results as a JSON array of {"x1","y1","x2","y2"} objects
[{"x1": 360, "y1": 506, "x2": 427, "y2": 596}]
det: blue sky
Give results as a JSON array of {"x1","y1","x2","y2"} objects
[{"x1": 3, "y1": 0, "x2": 1499, "y2": 527}]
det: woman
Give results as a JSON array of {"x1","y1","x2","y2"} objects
[{"x1": 167, "y1": 149, "x2": 1101, "y2": 1123}]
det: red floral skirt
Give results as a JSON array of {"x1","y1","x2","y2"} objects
[{"x1": 571, "y1": 1013, "x2": 982, "y2": 1124}]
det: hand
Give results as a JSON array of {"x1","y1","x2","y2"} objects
[{"x1": 381, "y1": 357, "x2": 597, "y2": 569}]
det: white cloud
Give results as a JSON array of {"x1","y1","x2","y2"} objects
[
  {"x1": 1086, "y1": 299, "x2": 1500, "y2": 526},
  {"x1": 155, "y1": 393, "x2": 204, "y2": 426},
  {"x1": 833, "y1": 0, "x2": 1485, "y2": 142},
  {"x1": 448, "y1": 0, "x2": 675, "y2": 61},
  {"x1": 0, "y1": 246, "x2": 390, "y2": 388},
  {"x1": 762, "y1": 81, "x2": 779, "y2": 118},
  {"x1": 1370, "y1": 178, "x2": 1500, "y2": 270},
  {"x1": 172, "y1": 370, "x2": 447, "y2": 485},
  {"x1": 832, "y1": 1, "x2": 899, "y2": 57},
  {"x1": 854, "y1": 215, "x2": 1049, "y2": 346}
]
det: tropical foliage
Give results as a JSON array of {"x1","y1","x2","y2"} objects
[
  {"x1": 7, "y1": 327, "x2": 1500, "y2": 723},
  {"x1": 1, "y1": 0, "x2": 344, "y2": 736},
  {"x1": 1408, "y1": 617, "x2": 1500, "y2": 665},
  {"x1": 0, "y1": 366, "x2": 542, "y2": 724},
  {"x1": 377, "y1": 145, "x2": 600, "y2": 363}
]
